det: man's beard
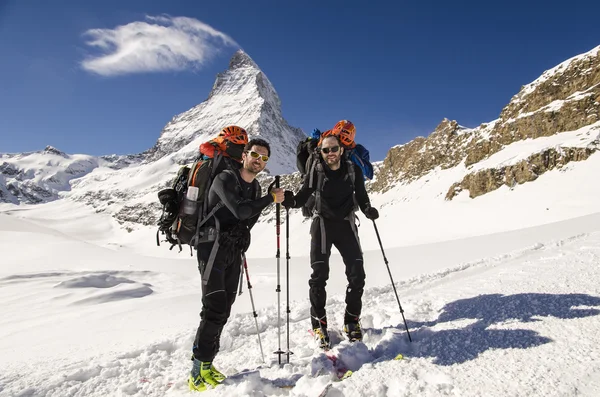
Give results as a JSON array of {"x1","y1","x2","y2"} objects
[
  {"x1": 325, "y1": 156, "x2": 340, "y2": 166},
  {"x1": 244, "y1": 161, "x2": 263, "y2": 175}
]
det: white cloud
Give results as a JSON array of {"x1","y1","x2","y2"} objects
[{"x1": 81, "y1": 15, "x2": 239, "y2": 76}]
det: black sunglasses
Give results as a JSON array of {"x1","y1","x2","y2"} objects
[{"x1": 321, "y1": 146, "x2": 340, "y2": 154}]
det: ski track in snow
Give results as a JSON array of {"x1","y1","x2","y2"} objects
[{"x1": 2, "y1": 232, "x2": 600, "y2": 397}]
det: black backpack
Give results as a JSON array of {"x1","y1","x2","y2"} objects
[
  {"x1": 296, "y1": 137, "x2": 320, "y2": 217},
  {"x1": 156, "y1": 154, "x2": 239, "y2": 254},
  {"x1": 296, "y1": 138, "x2": 357, "y2": 218},
  {"x1": 296, "y1": 137, "x2": 320, "y2": 175}
]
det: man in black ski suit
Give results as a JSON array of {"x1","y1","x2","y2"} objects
[
  {"x1": 189, "y1": 137, "x2": 284, "y2": 391},
  {"x1": 282, "y1": 134, "x2": 379, "y2": 349}
]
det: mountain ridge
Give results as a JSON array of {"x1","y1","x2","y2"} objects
[{"x1": 1, "y1": 45, "x2": 600, "y2": 237}]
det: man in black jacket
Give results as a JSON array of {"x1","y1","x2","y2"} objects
[
  {"x1": 189, "y1": 138, "x2": 284, "y2": 391},
  {"x1": 282, "y1": 134, "x2": 379, "y2": 349}
]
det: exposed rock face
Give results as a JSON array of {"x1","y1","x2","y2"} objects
[
  {"x1": 114, "y1": 203, "x2": 161, "y2": 227},
  {"x1": 447, "y1": 147, "x2": 597, "y2": 199},
  {"x1": 372, "y1": 119, "x2": 493, "y2": 193},
  {"x1": 374, "y1": 45, "x2": 600, "y2": 199},
  {"x1": 466, "y1": 84, "x2": 600, "y2": 166}
]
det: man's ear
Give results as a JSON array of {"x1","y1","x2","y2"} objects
[{"x1": 340, "y1": 147, "x2": 344, "y2": 156}]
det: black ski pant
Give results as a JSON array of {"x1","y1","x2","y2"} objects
[
  {"x1": 193, "y1": 241, "x2": 242, "y2": 363},
  {"x1": 309, "y1": 217, "x2": 365, "y2": 329}
]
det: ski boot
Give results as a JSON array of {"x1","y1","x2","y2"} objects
[
  {"x1": 313, "y1": 328, "x2": 331, "y2": 350},
  {"x1": 209, "y1": 364, "x2": 226, "y2": 382},
  {"x1": 343, "y1": 322, "x2": 363, "y2": 342},
  {"x1": 188, "y1": 358, "x2": 207, "y2": 392},
  {"x1": 199, "y1": 361, "x2": 221, "y2": 387}
]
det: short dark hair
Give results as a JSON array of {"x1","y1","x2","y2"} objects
[
  {"x1": 245, "y1": 138, "x2": 271, "y2": 157},
  {"x1": 319, "y1": 135, "x2": 341, "y2": 147}
]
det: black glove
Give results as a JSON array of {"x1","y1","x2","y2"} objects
[
  {"x1": 364, "y1": 206, "x2": 379, "y2": 220},
  {"x1": 282, "y1": 191, "x2": 296, "y2": 208},
  {"x1": 157, "y1": 189, "x2": 179, "y2": 231},
  {"x1": 157, "y1": 207, "x2": 177, "y2": 231},
  {"x1": 158, "y1": 188, "x2": 177, "y2": 205}
]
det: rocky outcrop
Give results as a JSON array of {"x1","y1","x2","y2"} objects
[
  {"x1": 501, "y1": 48, "x2": 600, "y2": 119},
  {"x1": 374, "y1": 45, "x2": 600, "y2": 199},
  {"x1": 446, "y1": 147, "x2": 596, "y2": 199},
  {"x1": 465, "y1": 84, "x2": 600, "y2": 166},
  {"x1": 371, "y1": 119, "x2": 487, "y2": 193},
  {"x1": 114, "y1": 203, "x2": 161, "y2": 227}
]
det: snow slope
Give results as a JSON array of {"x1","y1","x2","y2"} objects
[{"x1": 1, "y1": 203, "x2": 600, "y2": 396}]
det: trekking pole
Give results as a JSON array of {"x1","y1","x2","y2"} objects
[
  {"x1": 372, "y1": 220, "x2": 412, "y2": 342},
  {"x1": 242, "y1": 255, "x2": 265, "y2": 363},
  {"x1": 285, "y1": 207, "x2": 294, "y2": 363},
  {"x1": 273, "y1": 176, "x2": 285, "y2": 363}
]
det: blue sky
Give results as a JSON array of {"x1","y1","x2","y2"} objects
[{"x1": 1, "y1": 0, "x2": 599, "y2": 162}]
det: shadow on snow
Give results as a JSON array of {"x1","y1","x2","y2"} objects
[{"x1": 370, "y1": 293, "x2": 600, "y2": 366}]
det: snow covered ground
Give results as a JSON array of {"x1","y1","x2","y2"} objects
[
  {"x1": 2, "y1": 122, "x2": 600, "y2": 396},
  {"x1": 1, "y1": 198, "x2": 600, "y2": 396}
]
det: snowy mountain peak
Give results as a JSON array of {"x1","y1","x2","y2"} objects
[
  {"x1": 432, "y1": 118, "x2": 463, "y2": 136},
  {"x1": 43, "y1": 146, "x2": 68, "y2": 158},
  {"x1": 229, "y1": 49, "x2": 259, "y2": 70},
  {"x1": 207, "y1": 50, "x2": 280, "y2": 110},
  {"x1": 146, "y1": 50, "x2": 305, "y2": 175}
]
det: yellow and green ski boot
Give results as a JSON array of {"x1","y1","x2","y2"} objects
[
  {"x1": 210, "y1": 364, "x2": 226, "y2": 382},
  {"x1": 188, "y1": 358, "x2": 207, "y2": 392},
  {"x1": 199, "y1": 361, "x2": 221, "y2": 387}
]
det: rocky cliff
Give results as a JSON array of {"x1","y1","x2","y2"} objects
[{"x1": 373, "y1": 45, "x2": 600, "y2": 199}]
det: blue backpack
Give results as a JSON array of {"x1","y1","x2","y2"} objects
[{"x1": 348, "y1": 144, "x2": 374, "y2": 180}]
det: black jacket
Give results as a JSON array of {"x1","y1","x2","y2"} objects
[
  {"x1": 292, "y1": 159, "x2": 371, "y2": 220},
  {"x1": 207, "y1": 169, "x2": 273, "y2": 231}
]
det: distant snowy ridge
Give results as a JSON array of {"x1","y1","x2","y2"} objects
[
  {"x1": 0, "y1": 146, "x2": 143, "y2": 204},
  {"x1": 1, "y1": 50, "x2": 304, "y2": 210}
]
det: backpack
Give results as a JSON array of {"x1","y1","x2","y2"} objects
[
  {"x1": 348, "y1": 144, "x2": 374, "y2": 180},
  {"x1": 156, "y1": 140, "x2": 243, "y2": 254},
  {"x1": 296, "y1": 136, "x2": 320, "y2": 175}
]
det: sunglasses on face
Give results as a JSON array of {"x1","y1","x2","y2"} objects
[
  {"x1": 321, "y1": 146, "x2": 340, "y2": 154},
  {"x1": 247, "y1": 150, "x2": 269, "y2": 162}
]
